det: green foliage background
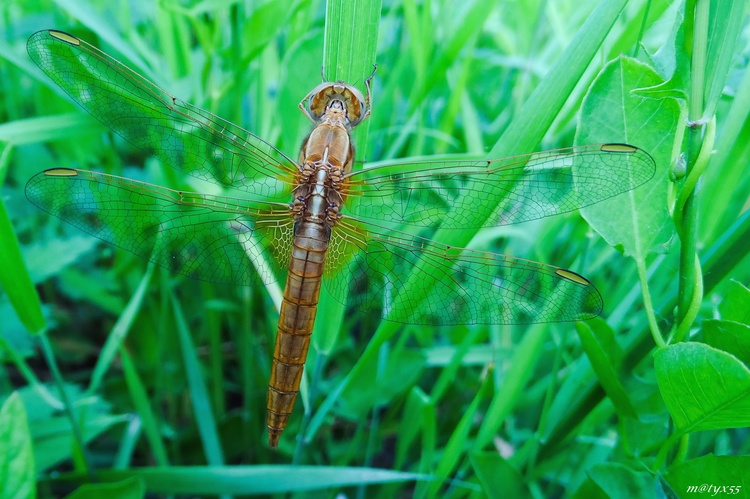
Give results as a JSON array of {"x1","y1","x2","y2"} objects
[{"x1": 1, "y1": 0, "x2": 750, "y2": 497}]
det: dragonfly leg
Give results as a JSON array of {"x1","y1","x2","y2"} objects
[
  {"x1": 298, "y1": 98, "x2": 318, "y2": 124},
  {"x1": 360, "y1": 64, "x2": 377, "y2": 124}
]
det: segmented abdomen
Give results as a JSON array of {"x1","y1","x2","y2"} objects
[{"x1": 266, "y1": 221, "x2": 329, "y2": 447}]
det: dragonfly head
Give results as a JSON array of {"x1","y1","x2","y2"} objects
[{"x1": 305, "y1": 81, "x2": 368, "y2": 129}]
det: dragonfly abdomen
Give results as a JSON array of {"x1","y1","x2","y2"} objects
[{"x1": 267, "y1": 220, "x2": 330, "y2": 447}]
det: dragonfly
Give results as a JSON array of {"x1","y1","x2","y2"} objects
[{"x1": 25, "y1": 29, "x2": 655, "y2": 448}]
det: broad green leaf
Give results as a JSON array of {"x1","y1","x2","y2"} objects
[
  {"x1": 655, "y1": 342, "x2": 750, "y2": 433},
  {"x1": 719, "y1": 280, "x2": 750, "y2": 325},
  {"x1": 577, "y1": 56, "x2": 676, "y2": 259},
  {"x1": 638, "y1": 3, "x2": 688, "y2": 101},
  {"x1": 0, "y1": 199, "x2": 45, "y2": 334},
  {"x1": 580, "y1": 463, "x2": 652, "y2": 499},
  {"x1": 702, "y1": 320, "x2": 750, "y2": 367},
  {"x1": 470, "y1": 452, "x2": 531, "y2": 499},
  {"x1": 0, "y1": 393, "x2": 36, "y2": 499},
  {"x1": 67, "y1": 477, "x2": 145, "y2": 499},
  {"x1": 648, "y1": 3, "x2": 687, "y2": 83},
  {"x1": 575, "y1": 320, "x2": 638, "y2": 418},
  {"x1": 662, "y1": 455, "x2": 750, "y2": 495}
]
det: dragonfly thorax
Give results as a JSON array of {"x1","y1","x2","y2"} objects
[{"x1": 292, "y1": 166, "x2": 344, "y2": 226}]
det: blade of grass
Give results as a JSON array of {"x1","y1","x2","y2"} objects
[
  {"x1": 119, "y1": 347, "x2": 170, "y2": 467},
  {"x1": 171, "y1": 291, "x2": 225, "y2": 466},
  {"x1": 0, "y1": 176, "x2": 45, "y2": 335},
  {"x1": 93, "y1": 466, "x2": 432, "y2": 494},
  {"x1": 87, "y1": 264, "x2": 154, "y2": 394}
]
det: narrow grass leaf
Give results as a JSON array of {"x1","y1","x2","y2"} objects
[
  {"x1": 703, "y1": 0, "x2": 747, "y2": 119},
  {"x1": 474, "y1": 323, "x2": 547, "y2": 449},
  {"x1": 395, "y1": 387, "x2": 431, "y2": 468},
  {"x1": 171, "y1": 293, "x2": 225, "y2": 465},
  {"x1": 701, "y1": 65, "x2": 750, "y2": 242},
  {"x1": 426, "y1": 374, "x2": 492, "y2": 497},
  {"x1": 0, "y1": 114, "x2": 102, "y2": 145},
  {"x1": 66, "y1": 477, "x2": 145, "y2": 499},
  {"x1": 0, "y1": 198, "x2": 45, "y2": 334},
  {"x1": 119, "y1": 348, "x2": 170, "y2": 467},
  {"x1": 470, "y1": 452, "x2": 530, "y2": 499},
  {"x1": 323, "y1": 0, "x2": 381, "y2": 84},
  {"x1": 88, "y1": 264, "x2": 154, "y2": 394},
  {"x1": 93, "y1": 466, "x2": 431, "y2": 494},
  {"x1": 575, "y1": 320, "x2": 638, "y2": 418}
]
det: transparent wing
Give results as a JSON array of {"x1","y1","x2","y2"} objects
[
  {"x1": 324, "y1": 218, "x2": 602, "y2": 326},
  {"x1": 26, "y1": 168, "x2": 294, "y2": 286},
  {"x1": 345, "y1": 144, "x2": 655, "y2": 229},
  {"x1": 27, "y1": 30, "x2": 298, "y2": 199}
]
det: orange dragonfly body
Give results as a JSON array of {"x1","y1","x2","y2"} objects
[{"x1": 25, "y1": 30, "x2": 655, "y2": 447}]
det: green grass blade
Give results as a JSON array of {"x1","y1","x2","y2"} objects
[
  {"x1": 120, "y1": 348, "x2": 170, "y2": 467},
  {"x1": 93, "y1": 466, "x2": 432, "y2": 494},
  {"x1": 87, "y1": 265, "x2": 154, "y2": 394},
  {"x1": 171, "y1": 292, "x2": 225, "y2": 466},
  {"x1": 0, "y1": 114, "x2": 102, "y2": 145},
  {"x1": 323, "y1": 0, "x2": 381, "y2": 83},
  {"x1": 0, "y1": 182, "x2": 45, "y2": 335}
]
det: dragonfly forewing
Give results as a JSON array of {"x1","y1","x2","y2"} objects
[
  {"x1": 345, "y1": 144, "x2": 655, "y2": 230},
  {"x1": 27, "y1": 30, "x2": 299, "y2": 200}
]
